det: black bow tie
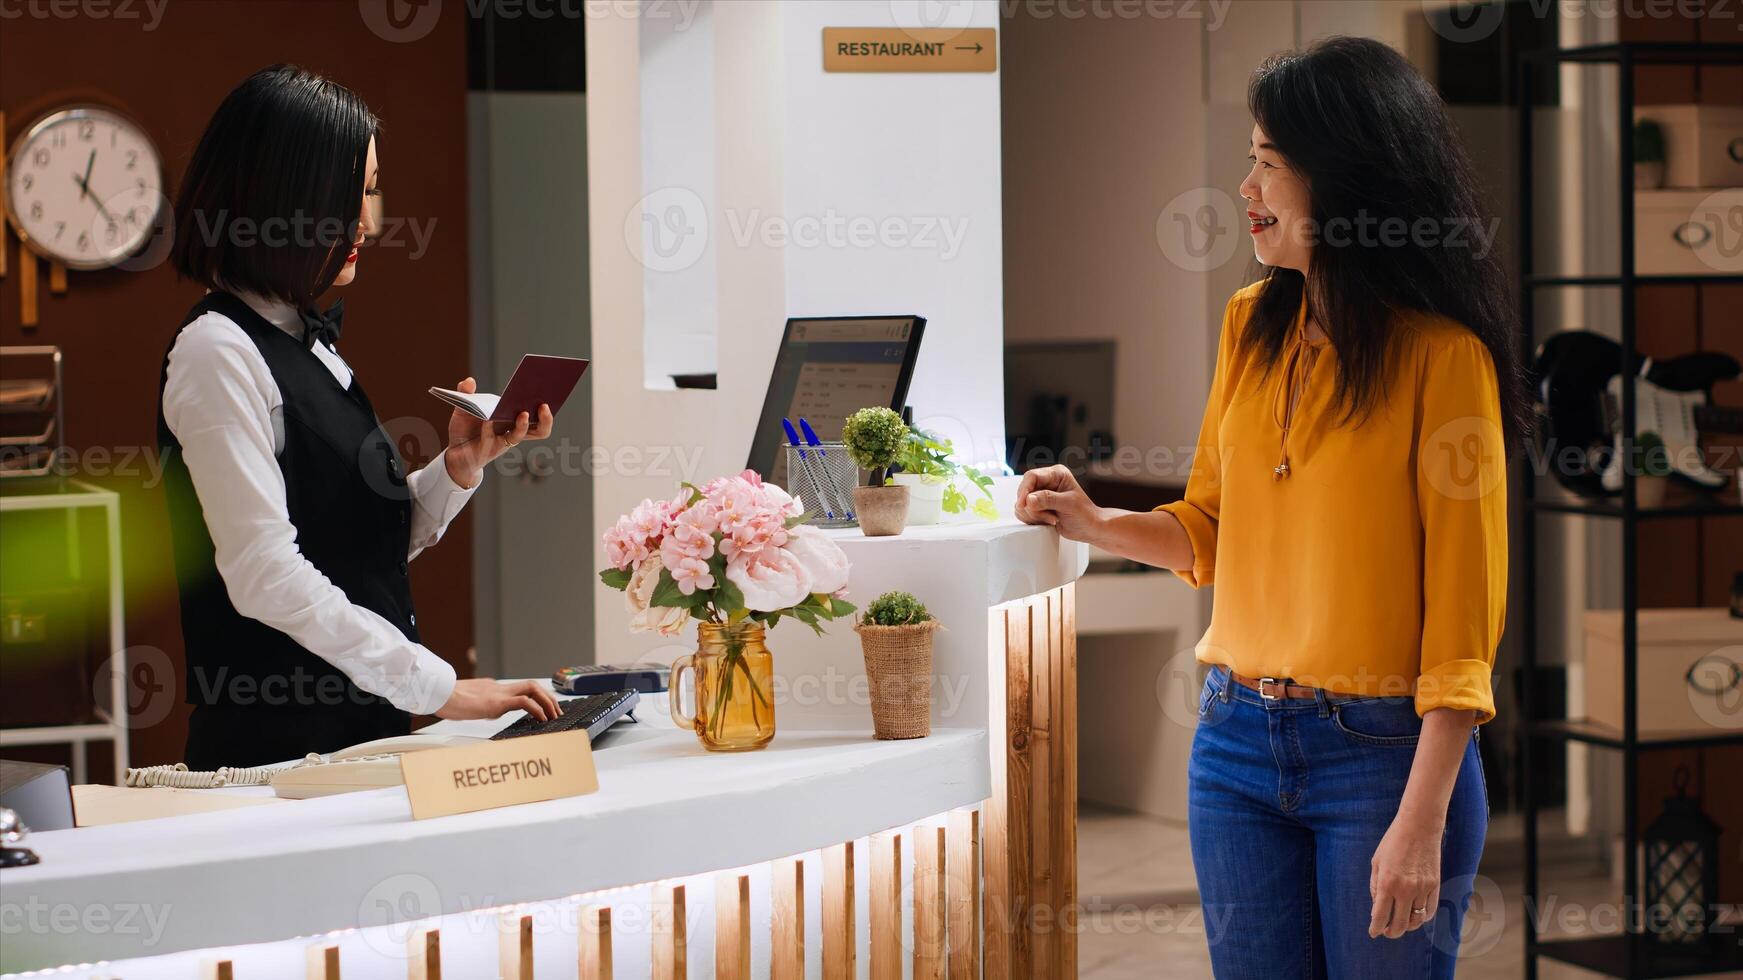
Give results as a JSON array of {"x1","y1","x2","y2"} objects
[{"x1": 299, "y1": 299, "x2": 345, "y2": 349}]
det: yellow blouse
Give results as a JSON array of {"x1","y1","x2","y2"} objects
[{"x1": 1159, "y1": 281, "x2": 1508, "y2": 723}]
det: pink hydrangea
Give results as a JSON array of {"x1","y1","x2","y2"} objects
[
  {"x1": 604, "y1": 471, "x2": 852, "y2": 615},
  {"x1": 668, "y1": 554, "x2": 715, "y2": 595},
  {"x1": 602, "y1": 496, "x2": 686, "y2": 570}
]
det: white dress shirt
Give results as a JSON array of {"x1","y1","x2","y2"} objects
[{"x1": 161, "y1": 292, "x2": 467, "y2": 716}]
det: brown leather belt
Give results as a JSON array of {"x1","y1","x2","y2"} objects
[{"x1": 1229, "y1": 671, "x2": 1324, "y2": 701}]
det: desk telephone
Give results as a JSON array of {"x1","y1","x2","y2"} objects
[{"x1": 124, "y1": 691, "x2": 640, "y2": 799}]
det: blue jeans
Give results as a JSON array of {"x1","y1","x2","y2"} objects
[{"x1": 1188, "y1": 666, "x2": 1488, "y2": 979}]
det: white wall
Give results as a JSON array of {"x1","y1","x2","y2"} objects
[{"x1": 589, "y1": 0, "x2": 1008, "y2": 656}]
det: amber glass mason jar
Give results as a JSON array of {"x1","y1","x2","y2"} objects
[{"x1": 669, "y1": 622, "x2": 775, "y2": 751}]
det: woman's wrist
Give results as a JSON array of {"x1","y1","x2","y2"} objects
[{"x1": 444, "y1": 446, "x2": 481, "y2": 489}]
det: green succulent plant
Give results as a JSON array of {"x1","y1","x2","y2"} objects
[
  {"x1": 841, "y1": 406, "x2": 908, "y2": 485},
  {"x1": 862, "y1": 591, "x2": 932, "y2": 627}
]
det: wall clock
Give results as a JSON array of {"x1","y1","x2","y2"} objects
[{"x1": 5, "y1": 104, "x2": 164, "y2": 271}]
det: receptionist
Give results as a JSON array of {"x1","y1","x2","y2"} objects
[{"x1": 158, "y1": 65, "x2": 559, "y2": 769}]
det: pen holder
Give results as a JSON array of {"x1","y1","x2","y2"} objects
[{"x1": 784, "y1": 443, "x2": 859, "y2": 528}]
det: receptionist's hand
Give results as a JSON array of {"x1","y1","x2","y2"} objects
[
  {"x1": 442, "y1": 376, "x2": 554, "y2": 489},
  {"x1": 437, "y1": 678, "x2": 561, "y2": 722},
  {"x1": 1015, "y1": 465, "x2": 1103, "y2": 543}
]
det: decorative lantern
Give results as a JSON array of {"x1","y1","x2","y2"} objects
[{"x1": 1644, "y1": 766, "x2": 1721, "y2": 945}]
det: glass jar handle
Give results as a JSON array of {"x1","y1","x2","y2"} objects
[{"x1": 668, "y1": 654, "x2": 696, "y2": 728}]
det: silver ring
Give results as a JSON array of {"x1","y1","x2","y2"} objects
[{"x1": 1411, "y1": 906, "x2": 1427, "y2": 916}]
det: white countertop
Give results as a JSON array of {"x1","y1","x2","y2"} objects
[{"x1": 0, "y1": 707, "x2": 988, "y2": 971}]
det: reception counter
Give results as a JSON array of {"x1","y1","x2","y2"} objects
[{"x1": 1, "y1": 518, "x2": 1087, "y2": 978}]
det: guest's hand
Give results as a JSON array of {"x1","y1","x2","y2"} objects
[
  {"x1": 436, "y1": 678, "x2": 560, "y2": 722},
  {"x1": 1015, "y1": 465, "x2": 1103, "y2": 543},
  {"x1": 442, "y1": 376, "x2": 552, "y2": 489},
  {"x1": 1369, "y1": 813, "x2": 1442, "y2": 939}
]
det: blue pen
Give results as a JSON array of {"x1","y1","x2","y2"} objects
[
  {"x1": 782, "y1": 418, "x2": 835, "y2": 519},
  {"x1": 797, "y1": 418, "x2": 852, "y2": 520}
]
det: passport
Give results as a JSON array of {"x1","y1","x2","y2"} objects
[{"x1": 429, "y1": 354, "x2": 589, "y2": 424}]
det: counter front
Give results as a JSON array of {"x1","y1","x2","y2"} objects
[{"x1": 2, "y1": 519, "x2": 1087, "y2": 979}]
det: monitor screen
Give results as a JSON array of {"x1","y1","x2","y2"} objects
[{"x1": 745, "y1": 315, "x2": 925, "y2": 488}]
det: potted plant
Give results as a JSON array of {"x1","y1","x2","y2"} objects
[
  {"x1": 854, "y1": 591, "x2": 938, "y2": 739},
  {"x1": 1635, "y1": 119, "x2": 1666, "y2": 189},
  {"x1": 890, "y1": 427, "x2": 998, "y2": 526},
  {"x1": 1634, "y1": 431, "x2": 1672, "y2": 508},
  {"x1": 599, "y1": 470, "x2": 857, "y2": 751},
  {"x1": 840, "y1": 406, "x2": 910, "y2": 536}
]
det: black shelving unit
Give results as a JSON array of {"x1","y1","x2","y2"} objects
[{"x1": 1517, "y1": 41, "x2": 1743, "y2": 980}]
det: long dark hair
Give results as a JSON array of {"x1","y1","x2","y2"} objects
[
  {"x1": 1244, "y1": 36, "x2": 1531, "y2": 449},
  {"x1": 172, "y1": 64, "x2": 377, "y2": 308}
]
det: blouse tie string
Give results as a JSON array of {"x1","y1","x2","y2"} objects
[{"x1": 1270, "y1": 326, "x2": 1320, "y2": 481}]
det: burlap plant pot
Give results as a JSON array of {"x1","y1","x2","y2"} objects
[
  {"x1": 854, "y1": 619, "x2": 939, "y2": 739},
  {"x1": 851, "y1": 484, "x2": 909, "y2": 536}
]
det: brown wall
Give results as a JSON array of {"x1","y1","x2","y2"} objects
[
  {"x1": 0, "y1": 0, "x2": 475, "y2": 771},
  {"x1": 1619, "y1": 3, "x2": 1743, "y2": 899}
]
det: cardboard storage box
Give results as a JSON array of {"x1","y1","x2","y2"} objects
[
  {"x1": 1636, "y1": 104, "x2": 1743, "y2": 189},
  {"x1": 1583, "y1": 608, "x2": 1743, "y2": 738},
  {"x1": 1634, "y1": 188, "x2": 1743, "y2": 277}
]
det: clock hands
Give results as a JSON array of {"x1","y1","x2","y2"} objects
[
  {"x1": 70, "y1": 172, "x2": 118, "y2": 227},
  {"x1": 78, "y1": 150, "x2": 95, "y2": 201}
]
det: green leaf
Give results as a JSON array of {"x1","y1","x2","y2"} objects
[
  {"x1": 941, "y1": 484, "x2": 967, "y2": 514},
  {"x1": 785, "y1": 512, "x2": 812, "y2": 529},
  {"x1": 830, "y1": 596, "x2": 857, "y2": 618},
  {"x1": 600, "y1": 567, "x2": 632, "y2": 590},
  {"x1": 972, "y1": 498, "x2": 1000, "y2": 521},
  {"x1": 649, "y1": 568, "x2": 690, "y2": 608},
  {"x1": 716, "y1": 576, "x2": 746, "y2": 616}
]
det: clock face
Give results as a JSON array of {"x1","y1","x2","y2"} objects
[{"x1": 6, "y1": 106, "x2": 164, "y2": 271}]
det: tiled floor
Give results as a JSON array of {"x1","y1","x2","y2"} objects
[{"x1": 1076, "y1": 803, "x2": 1743, "y2": 980}]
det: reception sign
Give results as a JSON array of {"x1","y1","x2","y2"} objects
[{"x1": 401, "y1": 730, "x2": 599, "y2": 820}]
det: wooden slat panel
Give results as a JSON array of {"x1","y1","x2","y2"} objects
[
  {"x1": 499, "y1": 912, "x2": 533, "y2": 980},
  {"x1": 1031, "y1": 595, "x2": 1058, "y2": 975},
  {"x1": 870, "y1": 831, "x2": 903, "y2": 980},
  {"x1": 716, "y1": 873, "x2": 751, "y2": 980},
  {"x1": 947, "y1": 807, "x2": 982, "y2": 980},
  {"x1": 823, "y1": 842, "x2": 856, "y2": 980},
  {"x1": 983, "y1": 608, "x2": 1011, "y2": 980},
  {"x1": 20, "y1": 249, "x2": 37, "y2": 328},
  {"x1": 914, "y1": 824, "x2": 948, "y2": 979},
  {"x1": 48, "y1": 260, "x2": 67, "y2": 294},
  {"x1": 202, "y1": 961, "x2": 234, "y2": 980},
  {"x1": 653, "y1": 884, "x2": 688, "y2": 980},
  {"x1": 305, "y1": 944, "x2": 340, "y2": 980},
  {"x1": 1005, "y1": 600, "x2": 1035, "y2": 978},
  {"x1": 1059, "y1": 582, "x2": 1080, "y2": 978},
  {"x1": 578, "y1": 905, "x2": 612, "y2": 980},
  {"x1": 0, "y1": 111, "x2": 7, "y2": 279},
  {"x1": 984, "y1": 584, "x2": 1079, "y2": 978},
  {"x1": 771, "y1": 856, "x2": 804, "y2": 980},
  {"x1": 408, "y1": 925, "x2": 442, "y2": 980}
]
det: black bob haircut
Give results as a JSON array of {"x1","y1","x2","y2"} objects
[
  {"x1": 1243, "y1": 37, "x2": 1531, "y2": 452},
  {"x1": 172, "y1": 65, "x2": 377, "y2": 309}
]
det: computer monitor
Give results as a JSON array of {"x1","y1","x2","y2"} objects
[{"x1": 746, "y1": 315, "x2": 925, "y2": 488}]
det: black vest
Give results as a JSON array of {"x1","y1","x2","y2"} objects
[{"x1": 158, "y1": 292, "x2": 418, "y2": 768}]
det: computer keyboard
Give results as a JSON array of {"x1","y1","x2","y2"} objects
[{"x1": 490, "y1": 690, "x2": 640, "y2": 742}]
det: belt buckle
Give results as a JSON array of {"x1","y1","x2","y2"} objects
[{"x1": 1258, "y1": 677, "x2": 1283, "y2": 701}]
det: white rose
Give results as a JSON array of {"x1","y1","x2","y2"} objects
[
  {"x1": 783, "y1": 525, "x2": 851, "y2": 596},
  {"x1": 626, "y1": 555, "x2": 690, "y2": 635}
]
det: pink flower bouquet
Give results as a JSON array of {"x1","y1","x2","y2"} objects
[{"x1": 600, "y1": 470, "x2": 857, "y2": 634}]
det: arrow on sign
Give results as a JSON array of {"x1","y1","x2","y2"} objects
[{"x1": 955, "y1": 43, "x2": 984, "y2": 53}]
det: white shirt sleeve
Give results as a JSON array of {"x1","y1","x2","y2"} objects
[
  {"x1": 162, "y1": 314, "x2": 457, "y2": 716},
  {"x1": 405, "y1": 456, "x2": 478, "y2": 561}
]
